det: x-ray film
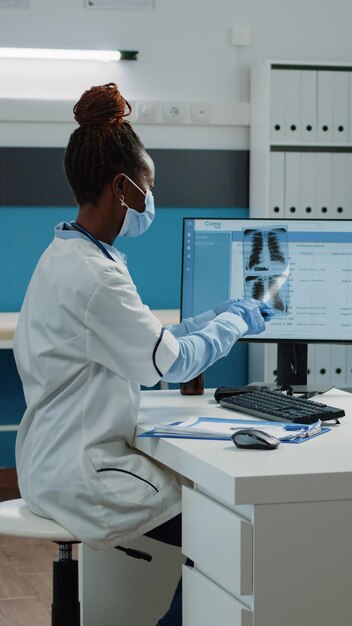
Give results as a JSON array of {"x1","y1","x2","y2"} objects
[{"x1": 243, "y1": 227, "x2": 289, "y2": 315}]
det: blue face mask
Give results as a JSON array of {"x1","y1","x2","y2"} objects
[{"x1": 118, "y1": 175, "x2": 155, "y2": 238}]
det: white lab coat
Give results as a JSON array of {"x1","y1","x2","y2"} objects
[{"x1": 14, "y1": 232, "x2": 183, "y2": 549}]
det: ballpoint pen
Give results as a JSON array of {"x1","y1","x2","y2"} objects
[{"x1": 284, "y1": 420, "x2": 321, "y2": 437}]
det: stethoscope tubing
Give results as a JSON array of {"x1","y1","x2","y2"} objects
[{"x1": 70, "y1": 221, "x2": 116, "y2": 262}]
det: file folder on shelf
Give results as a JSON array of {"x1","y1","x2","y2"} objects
[
  {"x1": 329, "y1": 345, "x2": 347, "y2": 387},
  {"x1": 300, "y1": 70, "x2": 317, "y2": 142},
  {"x1": 349, "y1": 74, "x2": 352, "y2": 143},
  {"x1": 311, "y1": 345, "x2": 330, "y2": 385},
  {"x1": 315, "y1": 153, "x2": 332, "y2": 217},
  {"x1": 270, "y1": 152, "x2": 284, "y2": 216},
  {"x1": 270, "y1": 69, "x2": 285, "y2": 142},
  {"x1": 332, "y1": 152, "x2": 349, "y2": 218},
  {"x1": 332, "y1": 71, "x2": 349, "y2": 143},
  {"x1": 284, "y1": 69, "x2": 301, "y2": 142},
  {"x1": 299, "y1": 152, "x2": 316, "y2": 218},
  {"x1": 284, "y1": 152, "x2": 300, "y2": 217},
  {"x1": 317, "y1": 70, "x2": 333, "y2": 143}
]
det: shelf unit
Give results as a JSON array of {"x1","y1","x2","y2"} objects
[{"x1": 249, "y1": 59, "x2": 352, "y2": 387}]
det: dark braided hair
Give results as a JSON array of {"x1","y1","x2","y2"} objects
[{"x1": 64, "y1": 83, "x2": 146, "y2": 205}]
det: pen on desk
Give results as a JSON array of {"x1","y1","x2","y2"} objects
[
  {"x1": 284, "y1": 424, "x2": 304, "y2": 430},
  {"x1": 284, "y1": 421, "x2": 321, "y2": 438}
]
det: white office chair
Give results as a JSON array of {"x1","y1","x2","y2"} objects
[{"x1": 0, "y1": 498, "x2": 80, "y2": 626}]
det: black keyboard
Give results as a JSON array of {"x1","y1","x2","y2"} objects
[{"x1": 219, "y1": 389, "x2": 345, "y2": 424}]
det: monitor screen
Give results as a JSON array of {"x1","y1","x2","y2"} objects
[{"x1": 181, "y1": 218, "x2": 352, "y2": 344}]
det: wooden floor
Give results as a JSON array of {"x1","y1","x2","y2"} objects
[
  {"x1": 0, "y1": 468, "x2": 72, "y2": 625},
  {"x1": 0, "y1": 535, "x2": 56, "y2": 625}
]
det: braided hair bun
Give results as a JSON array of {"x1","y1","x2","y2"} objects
[
  {"x1": 65, "y1": 82, "x2": 145, "y2": 204},
  {"x1": 73, "y1": 82, "x2": 131, "y2": 128}
]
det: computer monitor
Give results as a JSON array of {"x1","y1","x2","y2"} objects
[{"x1": 181, "y1": 218, "x2": 352, "y2": 387}]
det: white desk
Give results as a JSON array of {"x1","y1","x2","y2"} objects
[{"x1": 81, "y1": 388, "x2": 352, "y2": 626}]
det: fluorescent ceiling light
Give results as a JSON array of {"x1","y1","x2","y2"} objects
[{"x1": 0, "y1": 48, "x2": 138, "y2": 61}]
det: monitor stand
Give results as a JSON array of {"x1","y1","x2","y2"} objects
[
  {"x1": 277, "y1": 342, "x2": 308, "y2": 386},
  {"x1": 251, "y1": 343, "x2": 333, "y2": 396}
]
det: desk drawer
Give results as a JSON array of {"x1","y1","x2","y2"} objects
[
  {"x1": 182, "y1": 487, "x2": 253, "y2": 596},
  {"x1": 183, "y1": 565, "x2": 253, "y2": 626}
]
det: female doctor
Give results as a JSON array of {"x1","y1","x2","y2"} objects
[{"x1": 14, "y1": 83, "x2": 273, "y2": 626}]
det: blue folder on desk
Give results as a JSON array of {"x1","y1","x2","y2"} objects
[{"x1": 138, "y1": 416, "x2": 331, "y2": 443}]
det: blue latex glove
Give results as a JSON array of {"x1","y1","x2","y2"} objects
[
  {"x1": 226, "y1": 298, "x2": 271, "y2": 335},
  {"x1": 213, "y1": 299, "x2": 233, "y2": 316},
  {"x1": 214, "y1": 298, "x2": 275, "y2": 323},
  {"x1": 256, "y1": 300, "x2": 276, "y2": 321}
]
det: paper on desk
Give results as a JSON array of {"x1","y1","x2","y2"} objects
[{"x1": 138, "y1": 416, "x2": 326, "y2": 442}]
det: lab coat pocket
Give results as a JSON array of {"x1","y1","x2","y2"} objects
[{"x1": 87, "y1": 440, "x2": 164, "y2": 506}]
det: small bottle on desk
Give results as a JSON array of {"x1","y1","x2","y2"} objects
[{"x1": 180, "y1": 373, "x2": 204, "y2": 395}]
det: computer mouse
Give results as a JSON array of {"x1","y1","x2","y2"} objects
[{"x1": 231, "y1": 428, "x2": 280, "y2": 450}]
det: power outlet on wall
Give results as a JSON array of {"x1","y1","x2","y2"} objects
[
  {"x1": 191, "y1": 103, "x2": 210, "y2": 124},
  {"x1": 163, "y1": 102, "x2": 188, "y2": 124},
  {"x1": 137, "y1": 101, "x2": 158, "y2": 123}
]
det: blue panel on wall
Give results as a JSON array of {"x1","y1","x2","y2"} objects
[
  {"x1": 0, "y1": 206, "x2": 77, "y2": 312},
  {"x1": 0, "y1": 431, "x2": 17, "y2": 468},
  {"x1": 205, "y1": 342, "x2": 248, "y2": 389}
]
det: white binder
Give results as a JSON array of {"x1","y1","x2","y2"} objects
[
  {"x1": 270, "y1": 69, "x2": 285, "y2": 143},
  {"x1": 284, "y1": 70, "x2": 301, "y2": 142},
  {"x1": 299, "y1": 152, "x2": 316, "y2": 218},
  {"x1": 347, "y1": 154, "x2": 352, "y2": 218},
  {"x1": 317, "y1": 71, "x2": 333, "y2": 143},
  {"x1": 265, "y1": 343, "x2": 278, "y2": 383},
  {"x1": 284, "y1": 152, "x2": 300, "y2": 217},
  {"x1": 307, "y1": 344, "x2": 316, "y2": 384},
  {"x1": 346, "y1": 345, "x2": 352, "y2": 387},
  {"x1": 349, "y1": 74, "x2": 352, "y2": 144},
  {"x1": 270, "y1": 152, "x2": 285, "y2": 217},
  {"x1": 332, "y1": 153, "x2": 349, "y2": 219},
  {"x1": 315, "y1": 153, "x2": 332, "y2": 218},
  {"x1": 312, "y1": 345, "x2": 331, "y2": 384},
  {"x1": 300, "y1": 70, "x2": 317, "y2": 143},
  {"x1": 332, "y1": 72, "x2": 349, "y2": 143},
  {"x1": 330, "y1": 346, "x2": 347, "y2": 387}
]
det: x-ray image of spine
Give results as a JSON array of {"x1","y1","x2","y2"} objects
[
  {"x1": 245, "y1": 276, "x2": 265, "y2": 300},
  {"x1": 244, "y1": 229, "x2": 268, "y2": 271},
  {"x1": 242, "y1": 226, "x2": 289, "y2": 316},
  {"x1": 268, "y1": 230, "x2": 286, "y2": 263}
]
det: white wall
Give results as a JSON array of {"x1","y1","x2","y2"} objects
[{"x1": 0, "y1": 0, "x2": 352, "y2": 148}]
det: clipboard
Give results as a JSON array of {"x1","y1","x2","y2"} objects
[{"x1": 138, "y1": 416, "x2": 331, "y2": 443}]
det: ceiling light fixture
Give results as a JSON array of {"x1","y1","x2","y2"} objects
[{"x1": 0, "y1": 48, "x2": 138, "y2": 61}]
